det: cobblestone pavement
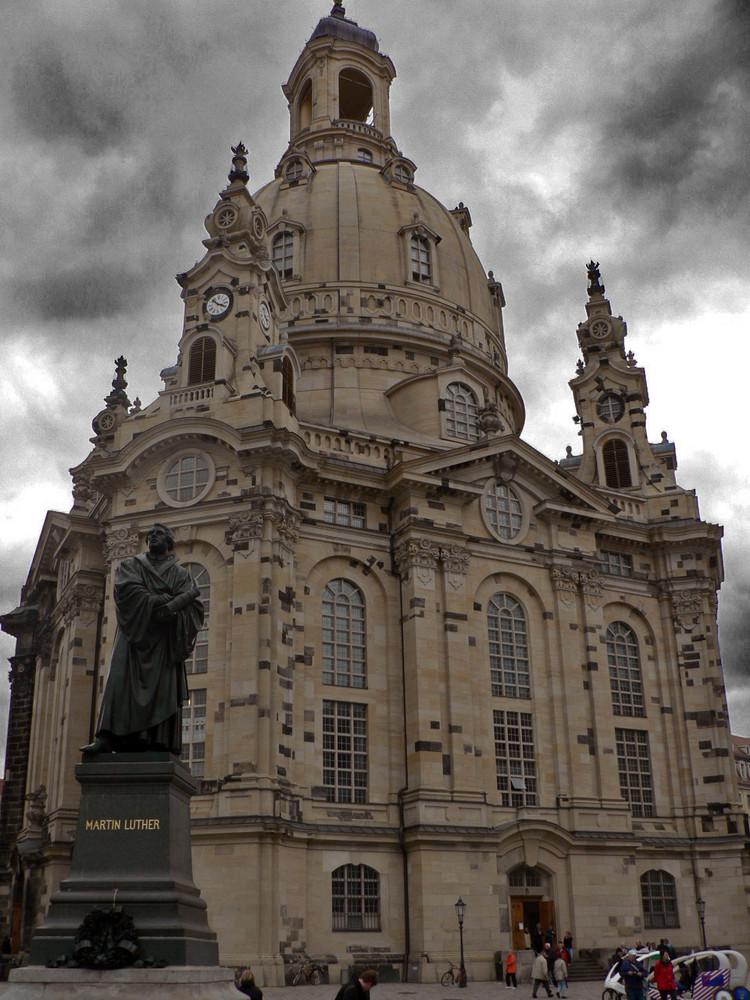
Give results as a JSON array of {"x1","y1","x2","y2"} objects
[{"x1": 261, "y1": 978, "x2": 604, "y2": 1000}]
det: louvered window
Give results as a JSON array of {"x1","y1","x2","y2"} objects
[{"x1": 188, "y1": 337, "x2": 216, "y2": 385}]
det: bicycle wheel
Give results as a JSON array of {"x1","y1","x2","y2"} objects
[
  {"x1": 441, "y1": 971, "x2": 455, "y2": 986},
  {"x1": 310, "y1": 968, "x2": 323, "y2": 986},
  {"x1": 293, "y1": 969, "x2": 302, "y2": 986}
]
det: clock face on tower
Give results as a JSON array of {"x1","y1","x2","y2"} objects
[
  {"x1": 206, "y1": 290, "x2": 232, "y2": 319},
  {"x1": 259, "y1": 301, "x2": 271, "y2": 332}
]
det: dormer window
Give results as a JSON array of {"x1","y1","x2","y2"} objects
[
  {"x1": 393, "y1": 163, "x2": 411, "y2": 184},
  {"x1": 444, "y1": 382, "x2": 479, "y2": 441},
  {"x1": 339, "y1": 68, "x2": 373, "y2": 123},
  {"x1": 411, "y1": 234, "x2": 431, "y2": 283},
  {"x1": 272, "y1": 232, "x2": 294, "y2": 279},
  {"x1": 188, "y1": 337, "x2": 216, "y2": 385},
  {"x1": 602, "y1": 438, "x2": 632, "y2": 488}
]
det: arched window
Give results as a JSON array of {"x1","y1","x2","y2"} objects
[
  {"x1": 272, "y1": 232, "x2": 294, "y2": 279},
  {"x1": 332, "y1": 864, "x2": 380, "y2": 931},
  {"x1": 322, "y1": 579, "x2": 366, "y2": 687},
  {"x1": 488, "y1": 594, "x2": 530, "y2": 698},
  {"x1": 444, "y1": 382, "x2": 479, "y2": 441},
  {"x1": 298, "y1": 79, "x2": 312, "y2": 130},
  {"x1": 607, "y1": 621, "x2": 644, "y2": 717},
  {"x1": 183, "y1": 563, "x2": 210, "y2": 674},
  {"x1": 338, "y1": 68, "x2": 373, "y2": 123},
  {"x1": 393, "y1": 163, "x2": 411, "y2": 184},
  {"x1": 640, "y1": 870, "x2": 679, "y2": 928},
  {"x1": 357, "y1": 148, "x2": 373, "y2": 162},
  {"x1": 188, "y1": 336, "x2": 216, "y2": 385},
  {"x1": 484, "y1": 482, "x2": 523, "y2": 540},
  {"x1": 602, "y1": 438, "x2": 632, "y2": 488},
  {"x1": 181, "y1": 688, "x2": 206, "y2": 778},
  {"x1": 410, "y1": 234, "x2": 431, "y2": 283},
  {"x1": 282, "y1": 356, "x2": 295, "y2": 414},
  {"x1": 508, "y1": 865, "x2": 543, "y2": 889}
]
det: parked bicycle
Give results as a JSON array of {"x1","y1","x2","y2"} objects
[
  {"x1": 291, "y1": 954, "x2": 325, "y2": 986},
  {"x1": 441, "y1": 962, "x2": 467, "y2": 987}
]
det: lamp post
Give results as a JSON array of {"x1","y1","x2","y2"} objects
[
  {"x1": 455, "y1": 897, "x2": 467, "y2": 987},
  {"x1": 696, "y1": 896, "x2": 706, "y2": 950}
]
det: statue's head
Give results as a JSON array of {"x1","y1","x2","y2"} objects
[{"x1": 147, "y1": 523, "x2": 175, "y2": 551}]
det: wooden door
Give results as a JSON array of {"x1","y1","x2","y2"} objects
[
  {"x1": 510, "y1": 898, "x2": 525, "y2": 950},
  {"x1": 539, "y1": 900, "x2": 556, "y2": 943}
]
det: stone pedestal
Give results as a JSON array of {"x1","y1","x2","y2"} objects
[
  {"x1": 6, "y1": 966, "x2": 238, "y2": 999},
  {"x1": 28, "y1": 753, "x2": 219, "y2": 967}
]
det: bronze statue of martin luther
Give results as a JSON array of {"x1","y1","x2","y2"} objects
[{"x1": 81, "y1": 523, "x2": 204, "y2": 755}]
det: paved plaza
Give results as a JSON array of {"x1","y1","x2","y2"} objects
[{"x1": 261, "y1": 977, "x2": 605, "y2": 1000}]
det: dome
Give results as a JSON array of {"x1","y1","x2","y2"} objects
[{"x1": 254, "y1": 161, "x2": 503, "y2": 359}]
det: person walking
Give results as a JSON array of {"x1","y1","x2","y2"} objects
[
  {"x1": 505, "y1": 950, "x2": 518, "y2": 989},
  {"x1": 335, "y1": 970, "x2": 379, "y2": 1000},
  {"x1": 653, "y1": 949, "x2": 678, "y2": 1000},
  {"x1": 554, "y1": 954, "x2": 568, "y2": 999},
  {"x1": 532, "y1": 950, "x2": 553, "y2": 998},
  {"x1": 619, "y1": 950, "x2": 646, "y2": 1000}
]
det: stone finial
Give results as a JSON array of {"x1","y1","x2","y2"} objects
[
  {"x1": 104, "y1": 356, "x2": 130, "y2": 410},
  {"x1": 586, "y1": 260, "x2": 605, "y2": 298},
  {"x1": 228, "y1": 142, "x2": 249, "y2": 184},
  {"x1": 331, "y1": 0, "x2": 346, "y2": 18}
]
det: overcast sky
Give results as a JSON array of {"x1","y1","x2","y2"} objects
[{"x1": 1, "y1": 1, "x2": 749, "y2": 760}]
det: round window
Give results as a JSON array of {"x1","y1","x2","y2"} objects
[
  {"x1": 158, "y1": 451, "x2": 215, "y2": 507},
  {"x1": 484, "y1": 481, "x2": 523, "y2": 540},
  {"x1": 285, "y1": 160, "x2": 303, "y2": 182},
  {"x1": 597, "y1": 393, "x2": 625, "y2": 423}
]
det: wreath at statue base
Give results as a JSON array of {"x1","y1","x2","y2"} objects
[{"x1": 46, "y1": 906, "x2": 168, "y2": 970}]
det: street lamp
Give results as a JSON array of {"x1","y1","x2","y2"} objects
[
  {"x1": 696, "y1": 896, "x2": 706, "y2": 950},
  {"x1": 455, "y1": 897, "x2": 467, "y2": 987}
]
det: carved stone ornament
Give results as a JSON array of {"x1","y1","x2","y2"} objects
[
  {"x1": 104, "y1": 529, "x2": 141, "y2": 566},
  {"x1": 25, "y1": 784, "x2": 47, "y2": 827},
  {"x1": 478, "y1": 400, "x2": 504, "y2": 437},
  {"x1": 550, "y1": 566, "x2": 580, "y2": 607},
  {"x1": 58, "y1": 584, "x2": 103, "y2": 627},
  {"x1": 440, "y1": 545, "x2": 470, "y2": 590},
  {"x1": 494, "y1": 451, "x2": 519, "y2": 485},
  {"x1": 579, "y1": 568, "x2": 602, "y2": 610},
  {"x1": 71, "y1": 471, "x2": 101, "y2": 512},
  {"x1": 394, "y1": 537, "x2": 440, "y2": 588},
  {"x1": 9, "y1": 655, "x2": 35, "y2": 695},
  {"x1": 228, "y1": 510, "x2": 264, "y2": 550},
  {"x1": 671, "y1": 590, "x2": 704, "y2": 632}
]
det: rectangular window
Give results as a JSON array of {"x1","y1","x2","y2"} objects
[
  {"x1": 323, "y1": 498, "x2": 366, "y2": 529},
  {"x1": 181, "y1": 689, "x2": 207, "y2": 778},
  {"x1": 493, "y1": 710, "x2": 537, "y2": 807},
  {"x1": 323, "y1": 700, "x2": 367, "y2": 804},
  {"x1": 601, "y1": 550, "x2": 633, "y2": 576},
  {"x1": 615, "y1": 728, "x2": 654, "y2": 817}
]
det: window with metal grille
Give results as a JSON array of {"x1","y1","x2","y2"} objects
[
  {"x1": 602, "y1": 439, "x2": 632, "y2": 488},
  {"x1": 485, "y1": 482, "x2": 523, "y2": 540},
  {"x1": 601, "y1": 550, "x2": 633, "y2": 576},
  {"x1": 508, "y1": 866, "x2": 542, "y2": 888},
  {"x1": 493, "y1": 710, "x2": 537, "y2": 807},
  {"x1": 323, "y1": 498, "x2": 365, "y2": 529},
  {"x1": 322, "y1": 700, "x2": 367, "y2": 803},
  {"x1": 641, "y1": 870, "x2": 679, "y2": 928},
  {"x1": 615, "y1": 728, "x2": 653, "y2": 817},
  {"x1": 188, "y1": 336, "x2": 216, "y2": 385},
  {"x1": 282, "y1": 356, "x2": 295, "y2": 413},
  {"x1": 445, "y1": 382, "x2": 480, "y2": 441},
  {"x1": 332, "y1": 863, "x2": 380, "y2": 932},
  {"x1": 164, "y1": 454, "x2": 210, "y2": 503},
  {"x1": 322, "y1": 578, "x2": 366, "y2": 688},
  {"x1": 181, "y1": 689, "x2": 206, "y2": 778},
  {"x1": 272, "y1": 232, "x2": 294, "y2": 279},
  {"x1": 607, "y1": 622, "x2": 644, "y2": 717},
  {"x1": 488, "y1": 594, "x2": 530, "y2": 699},
  {"x1": 183, "y1": 563, "x2": 209, "y2": 675},
  {"x1": 410, "y1": 234, "x2": 431, "y2": 283}
]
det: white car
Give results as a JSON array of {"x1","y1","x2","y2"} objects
[{"x1": 603, "y1": 950, "x2": 749, "y2": 1000}]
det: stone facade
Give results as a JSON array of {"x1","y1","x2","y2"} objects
[{"x1": 1, "y1": 3, "x2": 748, "y2": 984}]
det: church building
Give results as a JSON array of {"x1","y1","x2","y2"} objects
[{"x1": 2, "y1": 3, "x2": 747, "y2": 983}]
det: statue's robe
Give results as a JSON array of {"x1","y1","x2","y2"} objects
[{"x1": 96, "y1": 552, "x2": 204, "y2": 753}]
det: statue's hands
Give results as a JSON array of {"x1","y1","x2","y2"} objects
[{"x1": 154, "y1": 585, "x2": 201, "y2": 620}]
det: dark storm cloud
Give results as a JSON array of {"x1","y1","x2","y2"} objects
[
  {"x1": 12, "y1": 43, "x2": 131, "y2": 150},
  {"x1": 9, "y1": 266, "x2": 144, "y2": 322}
]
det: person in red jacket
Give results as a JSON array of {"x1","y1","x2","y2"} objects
[
  {"x1": 653, "y1": 949, "x2": 678, "y2": 1000},
  {"x1": 505, "y1": 951, "x2": 517, "y2": 989}
]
